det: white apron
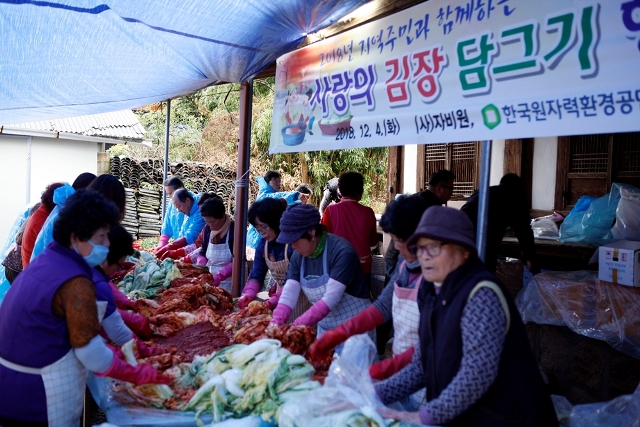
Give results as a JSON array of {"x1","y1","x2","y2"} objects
[
  {"x1": 300, "y1": 241, "x2": 373, "y2": 354},
  {"x1": 0, "y1": 350, "x2": 86, "y2": 427},
  {"x1": 264, "y1": 241, "x2": 311, "y2": 322},
  {"x1": 207, "y1": 231, "x2": 233, "y2": 292},
  {"x1": 391, "y1": 261, "x2": 426, "y2": 407}
]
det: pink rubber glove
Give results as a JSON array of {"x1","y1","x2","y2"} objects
[
  {"x1": 293, "y1": 300, "x2": 331, "y2": 327},
  {"x1": 109, "y1": 282, "x2": 136, "y2": 311},
  {"x1": 156, "y1": 234, "x2": 169, "y2": 249},
  {"x1": 265, "y1": 286, "x2": 284, "y2": 309},
  {"x1": 270, "y1": 303, "x2": 293, "y2": 325},
  {"x1": 97, "y1": 350, "x2": 172, "y2": 385},
  {"x1": 238, "y1": 281, "x2": 261, "y2": 309},
  {"x1": 135, "y1": 337, "x2": 167, "y2": 358},
  {"x1": 119, "y1": 309, "x2": 152, "y2": 340},
  {"x1": 196, "y1": 255, "x2": 208, "y2": 266},
  {"x1": 212, "y1": 262, "x2": 233, "y2": 286}
]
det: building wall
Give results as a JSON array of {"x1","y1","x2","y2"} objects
[
  {"x1": 401, "y1": 138, "x2": 558, "y2": 210},
  {"x1": 532, "y1": 137, "x2": 558, "y2": 210},
  {"x1": 403, "y1": 144, "x2": 418, "y2": 194},
  {"x1": 489, "y1": 139, "x2": 505, "y2": 186},
  {"x1": 0, "y1": 135, "x2": 99, "y2": 246},
  {"x1": 0, "y1": 135, "x2": 29, "y2": 250}
]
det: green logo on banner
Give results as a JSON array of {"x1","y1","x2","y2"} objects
[{"x1": 482, "y1": 104, "x2": 501, "y2": 129}]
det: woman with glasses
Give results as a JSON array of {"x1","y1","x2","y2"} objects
[
  {"x1": 237, "y1": 198, "x2": 311, "y2": 319},
  {"x1": 373, "y1": 206, "x2": 557, "y2": 427},
  {"x1": 246, "y1": 170, "x2": 303, "y2": 251},
  {"x1": 269, "y1": 203, "x2": 373, "y2": 354}
]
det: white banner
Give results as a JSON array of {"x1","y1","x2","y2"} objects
[{"x1": 269, "y1": 0, "x2": 640, "y2": 153}]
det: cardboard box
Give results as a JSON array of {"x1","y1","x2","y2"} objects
[{"x1": 598, "y1": 240, "x2": 640, "y2": 287}]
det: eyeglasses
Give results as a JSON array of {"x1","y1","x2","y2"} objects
[
  {"x1": 255, "y1": 224, "x2": 270, "y2": 234},
  {"x1": 408, "y1": 242, "x2": 447, "y2": 257}
]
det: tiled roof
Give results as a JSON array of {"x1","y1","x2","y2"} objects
[{"x1": 5, "y1": 110, "x2": 147, "y2": 142}]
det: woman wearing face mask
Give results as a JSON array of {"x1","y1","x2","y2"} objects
[
  {"x1": 93, "y1": 225, "x2": 162, "y2": 349},
  {"x1": 238, "y1": 198, "x2": 311, "y2": 319},
  {"x1": 0, "y1": 190, "x2": 170, "y2": 427}
]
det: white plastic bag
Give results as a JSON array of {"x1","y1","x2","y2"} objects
[{"x1": 611, "y1": 186, "x2": 640, "y2": 241}]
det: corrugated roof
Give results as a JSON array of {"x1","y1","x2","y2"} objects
[{"x1": 5, "y1": 110, "x2": 147, "y2": 142}]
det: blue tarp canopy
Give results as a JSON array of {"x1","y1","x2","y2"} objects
[{"x1": 0, "y1": 0, "x2": 370, "y2": 124}]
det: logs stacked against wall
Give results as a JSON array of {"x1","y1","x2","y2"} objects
[{"x1": 110, "y1": 156, "x2": 257, "y2": 240}]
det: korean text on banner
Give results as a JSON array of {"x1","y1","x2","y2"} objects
[{"x1": 269, "y1": 0, "x2": 640, "y2": 153}]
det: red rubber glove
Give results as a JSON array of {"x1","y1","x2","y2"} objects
[
  {"x1": 136, "y1": 338, "x2": 167, "y2": 358},
  {"x1": 178, "y1": 255, "x2": 193, "y2": 264},
  {"x1": 97, "y1": 351, "x2": 172, "y2": 385},
  {"x1": 156, "y1": 237, "x2": 187, "y2": 259},
  {"x1": 156, "y1": 234, "x2": 169, "y2": 249},
  {"x1": 109, "y1": 282, "x2": 137, "y2": 311},
  {"x1": 119, "y1": 309, "x2": 152, "y2": 340},
  {"x1": 310, "y1": 305, "x2": 384, "y2": 360},
  {"x1": 161, "y1": 248, "x2": 185, "y2": 260},
  {"x1": 369, "y1": 347, "x2": 415, "y2": 380}
]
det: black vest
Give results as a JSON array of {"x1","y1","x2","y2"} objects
[{"x1": 418, "y1": 257, "x2": 558, "y2": 427}]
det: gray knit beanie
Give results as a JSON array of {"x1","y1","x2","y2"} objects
[{"x1": 277, "y1": 203, "x2": 320, "y2": 244}]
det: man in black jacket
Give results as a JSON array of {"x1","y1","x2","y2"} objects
[
  {"x1": 384, "y1": 169, "x2": 456, "y2": 277},
  {"x1": 461, "y1": 173, "x2": 536, "y2": 273}
]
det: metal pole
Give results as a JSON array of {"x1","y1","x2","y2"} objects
[
  {"x1": 476, "y1": 140, "x2": 492, "y2": 262},
  {"x1": 161, "y1": 99, "x2": 171, "y2": 220},
  {"x1": 26, "y1": 136, "x2": 32, "y2": 204},
  {"x1": 232, "y1": 80, "x2": 253, "y2": 297}
]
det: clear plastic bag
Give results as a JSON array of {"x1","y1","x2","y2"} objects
[
  {"x1": 611, "y1": 185, "x2": 640, "y2": 241},
  {"x1": 515, "y1": 270, "x2": 640, "y2": 359},
  {"x1": 531, "y1": 213, "x2": 564, "y2": 240},
  {"x1": 277, "y1": 334, "x2": 425, "y2": 427},
  {"x1": 551, "y1": 383, "x2": 640, "y2": 427}
]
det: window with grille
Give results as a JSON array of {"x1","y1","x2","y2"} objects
[
  {"x1": 422, "y1": 142, "x2": 480, "y2": 198},
  {"x1": 555, "y1": 132, "x2": 640, "y2": 211}
]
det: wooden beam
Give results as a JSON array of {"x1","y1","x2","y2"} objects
[
  {"x1": 555, "y1": 136, "x2": 570, "y2": 211},
  {"x1": 504, "y1": 139, "x2": 523, "y2": 176},
  {"x1": 416, "y1": 144, "x2": 426, "y2": 192}
]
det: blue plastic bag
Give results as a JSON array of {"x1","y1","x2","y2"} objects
[
  {"x1": 558, "y1": 195, "x2": 596, "y2": 243},
  {"x1": 559, "y1": 183, "x2": 632, "y2": 245}
]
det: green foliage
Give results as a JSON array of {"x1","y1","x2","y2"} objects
[{"x1": 111, "y1": 77, "x2": 388, "y2": 212}]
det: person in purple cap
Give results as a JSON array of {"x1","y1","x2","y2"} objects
[
  {"x1": 373, "y1": 206, "x2": 558, "y2": 427},
  {"x1": 269, "y1": 203, "x2": 373, "y2": 354}
]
